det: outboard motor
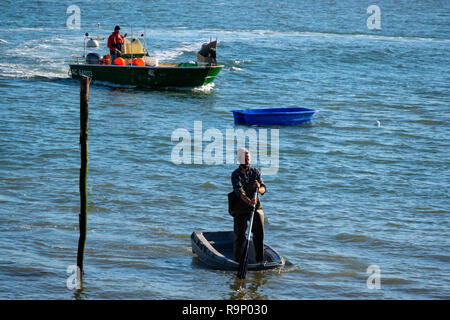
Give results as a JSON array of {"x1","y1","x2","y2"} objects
[
  {"x1": 197, "y1": 40, "x2": 217, "y2": 65},
  {"x1": 86, "y1": 52, "x2": 101, "y2": 64}
]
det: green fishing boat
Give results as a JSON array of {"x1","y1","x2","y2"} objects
[
  {"x1": 69, "y1": 28, "x2": 223, "y2": 88},
  {"x1": 69, "y1": 62, "x2": 223, "y2": 87}
]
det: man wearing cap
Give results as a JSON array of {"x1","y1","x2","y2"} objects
[
  {"x1": 107, "y1": 25, "x2": 124, "y2": 64},
  {"x1": 231, "y1": 148, "x2": 267, "y2": 264}
]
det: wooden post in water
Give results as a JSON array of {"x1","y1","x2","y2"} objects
[{"x1": 77, "y1": 75, "x2": 91, "y2": 280}]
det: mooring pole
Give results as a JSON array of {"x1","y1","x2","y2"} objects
[{"x1": 77, "y1": 75, "x2": 91, "y2": 280}]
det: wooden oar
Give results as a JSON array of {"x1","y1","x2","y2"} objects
[{"x1": 237, "y1": 191, "x2": 258, "y2": 279}]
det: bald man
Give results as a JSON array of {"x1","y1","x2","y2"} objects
[{"x1": 231, "y1": 148, "x2": 266, "y2": 263}]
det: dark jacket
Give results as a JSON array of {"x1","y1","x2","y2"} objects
[{"x1": 229, "y1": 166, "x2": 265, "y2": 217}]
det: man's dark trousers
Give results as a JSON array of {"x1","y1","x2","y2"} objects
[{"x1": 233, "y1": 208, "x2": 264, "y2": 263}]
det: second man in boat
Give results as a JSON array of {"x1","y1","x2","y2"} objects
[{"x1": 107, "y1": 25, "x2": 125, "y2": 64}]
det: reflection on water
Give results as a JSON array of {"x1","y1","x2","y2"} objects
[
  {"x1": 73, "y1": 284, "x2": 87, "y2": 300},
  {"x1": 73, "y1": 288, "x2": 84, "y2": 300},
  {"x1": 227, "y1": 272, "x2": 269, "y2": 300}
]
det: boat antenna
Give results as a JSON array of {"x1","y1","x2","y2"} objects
[
  {"x1": 131, "y1": 25, "x2": 134, "y2": 62},
  {"x1": 83, "y1": 32, "x2": 88, "y2": 58},
  {"x1": 143, "y1": 25, "x2": 148, "y2": 55}
]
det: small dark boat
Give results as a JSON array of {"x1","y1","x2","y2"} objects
[
  {"x1": 191, "y1": 231, "x2": 285, "y2": 271},
  {"x1": 231, "y1": 107, "x2": 316, "y2": 126}
]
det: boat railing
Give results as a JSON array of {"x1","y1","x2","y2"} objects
[{"x1": 70, "y1": 54, "x2": 85, "y2": 64}]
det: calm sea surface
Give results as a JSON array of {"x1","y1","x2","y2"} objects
[{"x1": 0, "y1": 0, "x2": 449, "y2": 299}]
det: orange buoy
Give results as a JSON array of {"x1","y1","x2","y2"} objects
[
  {"x1": 132, "y1": 58, "x2": 145, "y2": 67},
  {"x1": 114, "y1": 57, "x2": 125, "y2": 66}
]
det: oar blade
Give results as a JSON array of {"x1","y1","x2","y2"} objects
[{"x1": 236, "y1": 241, "x2": 249, "y2": 279}]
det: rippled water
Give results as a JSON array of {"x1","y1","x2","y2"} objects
[{"x1": 0, "y1": 0, "x2": 449, "y2": 299}]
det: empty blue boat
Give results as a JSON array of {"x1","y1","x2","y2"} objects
[{"x1": 231, "y1": 107, "x2": 315, "y2": 126}]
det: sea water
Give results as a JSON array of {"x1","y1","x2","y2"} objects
[{"x1": 0, "y1": 0, "x2": 449, "y2": 299}]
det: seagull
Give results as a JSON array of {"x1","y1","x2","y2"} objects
[
  {"x1": 0, "y1": 39, "x2": 8, "y2": 44},
  {"x1": 375, "y1": 120, "x2": 381, "y2": 127}
]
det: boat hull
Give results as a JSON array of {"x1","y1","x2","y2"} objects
[
  {"x1": 232, "y1": 108, "x2": 316, "y2": 126},
  {"x1": 191, "y1": 231, "x2": 285, "y2": 271},
  {"x1": 69, "y1": 63, "x2": 223, "y2": 88}
]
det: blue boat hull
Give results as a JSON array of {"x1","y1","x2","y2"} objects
[{"x1": 232, "y1": 107, "x2": 315, "y2": 126}]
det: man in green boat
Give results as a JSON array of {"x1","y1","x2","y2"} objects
[
  {"x1": 230, "y1": 148, "x2": 267, "y2": 264},
  {"x1": 107, "y1": 25, "x2": 124, "y2": 63}
]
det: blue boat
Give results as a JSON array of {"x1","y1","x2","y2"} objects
[{"x1": 231, "y1": 107, "x2": 316, "y2": 126}]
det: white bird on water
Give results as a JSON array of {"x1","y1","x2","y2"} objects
[
  {"x1": 375, "y1": 120, "x2": 381, "y2": 127},
  {"x1": 0, "y1": 39, "x2": 8, "y2": 44}
]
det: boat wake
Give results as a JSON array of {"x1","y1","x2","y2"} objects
[
  {"x1": 0, "y1": 34, "x2": 78, "y2": 80},
  {"x1": 275, "y1": 264, "x2": 301, "y2": 274},
  {"x1": 0, "y1": 62, "x2": 69, "y2": 80},
  {"x1": 192, "y1": 82, "x2": 215, "y2": 93},
  {"x1": 151, "y1": 41, "x2": 206, "y2": 62},
  {"x1": 204, "y1": 28, "x2": 450, "y2": 43}
]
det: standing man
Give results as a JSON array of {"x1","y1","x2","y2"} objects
[
  {"x1": 107, "y1": 25, "x2": 124, "y2": 64},
  {"x1": 231, "y1": 148, "x2": 266, "y2": 264}
]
